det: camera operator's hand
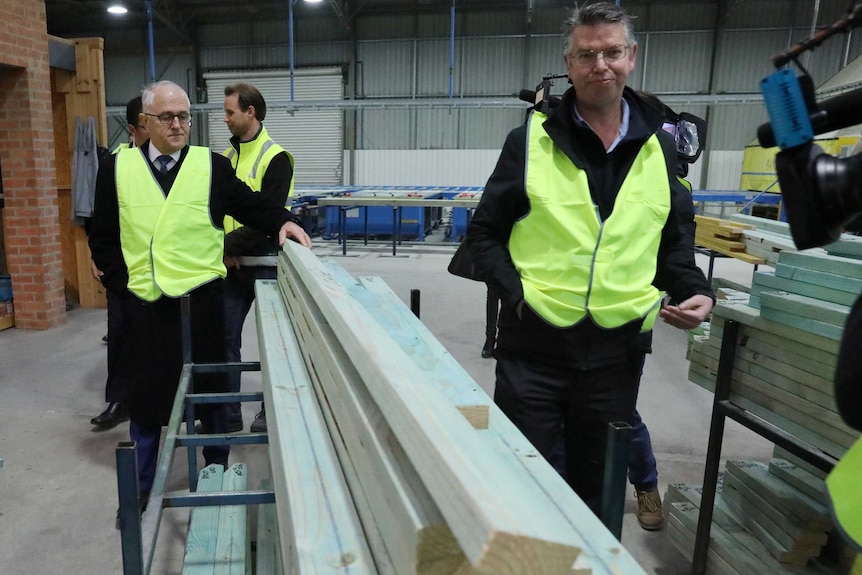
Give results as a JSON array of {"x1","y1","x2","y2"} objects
[{"x1": 659, "y1": 294, "x2": 714, "y2": 330}]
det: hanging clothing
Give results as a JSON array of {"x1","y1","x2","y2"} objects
[{"x1": 71, "y1": 116, "x2": 99, "y2": 225}]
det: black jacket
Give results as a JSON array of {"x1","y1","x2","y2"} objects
[
  {"x1": 466, "y1": 87, "x2": 713, "y2": 368},
  {"x1": 223, "y1": 126, "x2": 295, "y2": 258}
]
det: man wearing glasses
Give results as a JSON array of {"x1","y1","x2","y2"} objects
[
  {"x1": 89, "y1": 80, "x2": 311, "y2": 519},
  {"x1": 465, "y1": 2, "x2": 714, "y2": 519}
]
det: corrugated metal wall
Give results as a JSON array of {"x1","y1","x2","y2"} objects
[{"x1": 99, "y1": 0, "x2": 862, "y2": 186}]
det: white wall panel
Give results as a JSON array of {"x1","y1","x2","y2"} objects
[
  {"x1": 358, "y1": 40, "x2": 414, "y2": 97},
  {"x1": 417, "y1": 38, "x2": 458, "y2": 97},
  {"x1": 461, "y1": 37, "x2": 525, "y2": 95},
  {"x1": 641, "y1": 32, "x2": 714, "y2": 93},
  {"x1": 713, "y1": 30, "x2": 788, "y2": 92},
  {"x1": 415, "y1": 109, "x2": 460, "y2": 149},
  {"x1": 351, "y1": 150, "x2": 501, "y2": 185},
  {"x1": 704, "y1": 151, "x2": 745, "y2": 191}
]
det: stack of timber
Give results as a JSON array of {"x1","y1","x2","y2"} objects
[
  {"x1": 254, "y1": 241, "x2": 647, "y2": 575},
  {"x1": 688, "y1": 248, "x2": 862, "y2": 458},
  {"x1": 683, "y1": 246, "x2": 862, "y2": 573},
  {"x1": 694, "y1": 215, "x2": 767, "y2": 265},
  {"x1": 664, "y1": 476, "x2": 843, "y2": 574},
  {"x1": 726, "y1": 214, "x2": 862, "y2": 267},
  {"x1": 724, "y1": 214, "x2": 808, "y2": 266}
]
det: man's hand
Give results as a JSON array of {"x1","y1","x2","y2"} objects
[
  {"x1": 89, "y1": 259, "x2": 103, "y2": 281},
  {"x1": 223, "y1": 255, "x2": 242, "y2": 270},
  {"x1": 279, "y1": 220, "x2": 312, "y2": 248},
  {"x1": 659, "y1": 294, "x2": 713, "y2": 330}
]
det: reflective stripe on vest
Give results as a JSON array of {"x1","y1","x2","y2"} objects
[
  {"x1": 116, "y1": 146, "x2": 225, "y2": 301},
  {"x1": 509, "y1": 111, "x2": 669, "y2": 329},
  {"x1": 827, "y1": 438, "x2": 862, "y2": 552},
  {"x1": 223, "y1": 125, "x2": 294, "y2": 233}
]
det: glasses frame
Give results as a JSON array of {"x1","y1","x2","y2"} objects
[
  {"x1": 568, "y1": 44, "x2": 630, "y2": 67},
  {"x1": 144, "y1": 112, "x2": 193, "y2": 127}
]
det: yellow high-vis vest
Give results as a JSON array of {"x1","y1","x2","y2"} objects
[
  {"x1": 827, "y1": 438, "x2": 862, "y2": 553},
  {"x1": 222, "y1": 125, "x2": 294, "y2": 233},
  {"x1": 116, "y1": 146, "x2": 225, "y2": 301},
  {"x1": 508, "y1": 111, "x2": 669, "y2": 329}
]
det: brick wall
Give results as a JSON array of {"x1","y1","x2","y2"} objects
[{"x1": 0, "y1": 0, "x2": 66, "y2": 328}]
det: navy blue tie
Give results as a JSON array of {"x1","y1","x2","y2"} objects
[{"x1": 156, "y1": 154, "x2": 172, "y2": 174}]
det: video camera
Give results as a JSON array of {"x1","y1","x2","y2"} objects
[{"x1": 757, "y1": 2, "x2": 862, "y2": 250}]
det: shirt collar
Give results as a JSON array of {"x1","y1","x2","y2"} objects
[
  {"x1": 572, "y1": 99, "x2": 630, "y2": 153},
  {"x1": 147, "y1": 143, "x2": 181, "y2": 164}
]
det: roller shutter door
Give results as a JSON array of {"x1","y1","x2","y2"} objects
[{"x1": 204, "y1": 68, "x2": 344, "y2": 184}]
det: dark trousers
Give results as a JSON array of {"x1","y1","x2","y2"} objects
[
  {"x1": 105, "y1": 290, "x2": 128, "y2": 403},
  {"x1": 494, "y1": 348, "x2": 644, "y2": 514},
  {"x1": 130, "y1": 405, "x2": 229, "y2": 496},
  {"x1": 485, "y1": 287, "x2": 500, "y2": 343},
  {"x1": 224, "y1": 265, "x2": 277, "y2": 425},
  {"x1": 628, "y1": 409, "x2": 658, "y2": 492}
]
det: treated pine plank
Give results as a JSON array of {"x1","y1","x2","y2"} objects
[
  {"x1": 183, "y1": 464, "x2": 225, "y2": 575},
  {"x1": 768, "y1": 459, "x2": 830, "y2": 508},
  {"x1": 825, "y1": 236, "x2": 862, "y2": 259},
  {"x1": 752, "y1": 270, "x2": 859, "y2": 308},
  {"x1": 719, "y1": 486, "x2": 822, "y2": 565},
  {"x1": 214, "y1": 463, "x2": 248, "y2": 575},
  {"x1": 722, "y1": 476, "x2": 828, "y2": 549},
  {"x1": 694, "y1": 351, "x2": 856, "y2": 447},
  {"x1": 710, "y1": 302, "x2": 841, "y2": 354},
  {"x1": 254, "y1": 281, "x2": 377, "y2": 575},
  {"x1": 727, "y1": 214, "x2": 792, "y2": 235},
  {"x1": 710, "y1": 316, "x2": 838, "y2": 368},
  {"x1": 280, "y1": 243, "x2": 588, "y2": 575},
  {"x1": 759, "y1": 306, "x2": 844, "y2": 341},
  {"x1": 278, "y1": 262, "x2": 473, "y2": 575},
  {"x1": 697, "y1": 335, "x2": 836, "y2": 399},
  {"x1": 686, "y1": 355, "x2": 850, "y2": 457},
  {"x1": 666, "y1": 517, "x2": 738, "y2": 575},
  {"x1": 322, "y1": 262, "x2": 490, "y2": 429},
  {"x1": 665, "y1": 483, "x2": 815, "y2": 567},
  {"x1": 778, "y1": 250, "x2": 862, "y2": 280},
  {"x1": 772, "y1": 446, "x2": 829, "y2": 480},
  {"x1": 725, "y1": 461, "x2": 832, "y2": 531},
  {"x1": 255, "y1": 479, "x2": 283, "y2": 575},
  {"x1": 759, "y1": 291, "x2": 851, "y2": 328},
  {"x1": 670, "y1": 500, "x2": 794, "y2": 575},
  {"x1": 696, "y1": 235, "x2": 748, "y2": 253},
  {"x1": 483, "y1": 405, "x2": 645, "y2": 575},
  {"x1": 775, "y1": 263, "x2": 862, "y2": 295}
]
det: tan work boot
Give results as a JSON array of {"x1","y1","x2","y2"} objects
[{"x1": 635, "y1": 488, "x2": 665, "y2": 531}]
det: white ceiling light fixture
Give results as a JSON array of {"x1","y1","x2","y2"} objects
[
  {"x1": 107, "y1": 4, "x2": 128, "y2": 14},
  {"x1": 303, "y1": 0, "x2": 324, "y2": 4}
]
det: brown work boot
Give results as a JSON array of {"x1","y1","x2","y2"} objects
[{"x1": 635, "y1": 488, "x2": 665, "y2": 531}]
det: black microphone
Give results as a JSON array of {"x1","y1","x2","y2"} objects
[
  {"x1": 518, "y1": 89, "x2": 562, "y2": 109},
  {"x1": 758, "y1": 85, "x2": 862, "y2": 148}
]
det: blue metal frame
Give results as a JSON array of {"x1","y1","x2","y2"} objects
[{"x1": 116, "y1": 295, "x2": 276, "y2": 575}]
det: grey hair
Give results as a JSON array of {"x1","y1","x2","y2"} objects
[
  {"x1": 562, "y1": 2, "x2": 637, "y2": 56},
  {"x1": 141, "y1": 81, "x2": 190, "y2": 110}
]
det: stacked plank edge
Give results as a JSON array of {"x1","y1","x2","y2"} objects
[
  {"x1": 682, "y1": 216, "x2": 861, "y2": 573},
  {"x1": 254, "y1": 242, "x2": 648, "y2": 575}
]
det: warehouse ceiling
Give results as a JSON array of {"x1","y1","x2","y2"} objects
[{"x1": 44, "y1": 0, "x2": 721, "y2": 37}]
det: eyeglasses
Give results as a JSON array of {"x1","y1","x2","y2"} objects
[
  {"x1": 144, "y1": 112, "x2": 192, "y2": 126},
  {"x1": 569, "y1": 44, "x2": 629, "y2": 67}
]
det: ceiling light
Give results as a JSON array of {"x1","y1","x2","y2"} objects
[
  {"x1": 107, "y1": 4, "x2": 128, "y2": 14},
  {"x1": 303, "y1": 0, "x2": 324, "y2": 4}
]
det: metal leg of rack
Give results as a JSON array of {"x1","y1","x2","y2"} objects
[{"x1": 600, "y1": 421, "x2": 633, "y2": 541}]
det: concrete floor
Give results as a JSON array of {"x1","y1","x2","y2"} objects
[{"x1": 0, "y1": 242, "x2": 775, "y2": 574}]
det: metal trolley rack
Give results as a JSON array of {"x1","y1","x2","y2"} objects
[{"x1": 115, "y1": 297, "x2": 274, "y2": 575}]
